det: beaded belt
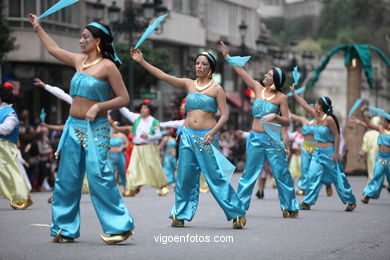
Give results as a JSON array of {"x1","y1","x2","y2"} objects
[{"x1": 302, "y1": 140, "x2": 316, "y2": 154}]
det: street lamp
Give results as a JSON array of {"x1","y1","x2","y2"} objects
[
  {"x1": 108, "y1": 1, "x2": 120, "y2": 23},
  {"x1": 289, "y1": 39, "x2": 298, "y2": 69},
  {"x1": 108, "y1": 0, "x2": 168, "y2": 107},
  {"x1": 256, "y1": 35, "x2": 268, "y2": 55},
  {"x1": 239, "y1": 20, "x2": 248, "y2": 43},
  {"x1": 93, "y1": 0, "x2": 105, "y2": 22},
  {"x1": 142, "y1": 0, "x2": 155, "y2": 22},
  {"x1": 155, "y1": 2, "x2": 168, "y2": 17},
  {"x1": 238, "y1": 20, "x2": 247, "y2": 128}
]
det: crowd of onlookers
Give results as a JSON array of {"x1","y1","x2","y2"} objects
[{"x1": 17, "y1": 112, "x2": 61, "y2": 192}]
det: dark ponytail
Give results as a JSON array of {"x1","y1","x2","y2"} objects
[
  {"x1": 85, "y1": 23, "x2": 121, "y2": 68},
  {"x1": 271, "y1": 67, "x2": 285, "y2": 91},
  {"x1": 318, "y1": 96, "x2": 340, "y2": 133}
]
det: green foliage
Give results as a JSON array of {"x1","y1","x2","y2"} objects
[
  {"x1": 263, "y1": 0, "x2": 390, "y2": 56},
  {"x1": 316, "y1": 0, "x2": 390, "y2": 55},
  {"x1": 297, "y1": 39, "x2": 322, "y2": 53},
  {"x1": 263, "y1": 16, "x2": 317, "y2": 46},
  {"x1": 0, "y1": 0, "x2": 16, "y2": 62},
  {"x1": 117, "y1": 42, "x2": 172, "y2": 97}
]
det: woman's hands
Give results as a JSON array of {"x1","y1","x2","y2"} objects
[
  {"x1": 290, "y1": 85, "x2": 295, "y2": 94},
  {"x1": 219, "y1": 41, "x2": 229, "y2": 57},
  {"x1": 33, "y1": 77, "x2": 45, "y2": 88},
  {"x1": 130, "y1": 48, "x2": 144, "y2": 63},
  {"x1": 85, "y1": 104, "x2": 100, "y2": 121},
  {"x1": 333, "y1": 152, "x2": 339, "y2": 162},
  {"x1": 261, "y1": 113, "x2": 277, "y2": 122},
  {"x1": 203, "y1": 131, "x2": 215, "y2": 145},
  {"x1": 28, "y1": 14, "x2": 41, "y2": 31}
]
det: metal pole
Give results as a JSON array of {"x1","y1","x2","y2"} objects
[
  {"x1": 127, "y1": 0, "x2": 135, "y2": 108},
  {"x1": 240, "y1": 42, "x2": 245, "y2": 128}
]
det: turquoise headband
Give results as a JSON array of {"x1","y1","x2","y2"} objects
[
  {"x1": 321, "y1": 96, "x2": 332, "y2": 113},
  {"x1": 275, "y1": 67, "x2": 282, "y2": 86},
  {"x1": 87, "y1": 22, "x2": 122, "y2": 65},
  {"x1": 201, "y1": 52, "x2": 216, "y2": 67}
]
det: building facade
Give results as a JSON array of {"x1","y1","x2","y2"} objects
[{"x1": 3, "y1": 0, "x2": 267, "y2": 129}]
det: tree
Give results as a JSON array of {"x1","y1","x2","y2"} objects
[
  {"x1": 317, "y1": 0, "x2": 390, "y2": 56},
  {"x1": 262, "y1": 0, "x2": 390, "y2": 56},
  {"x1": 0, "y1": 0, "x2": 15, "y2": 63}
]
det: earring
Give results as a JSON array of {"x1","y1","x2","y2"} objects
[
  {"x1": 96, "y1": 44, "x2": 101, "y2": 53},
  {"x1": 270, "y1": 84, "x2": 276, "y2": 91},
  {"x1": 207, "y1": 71, "x2": 213, "y2": 79}
]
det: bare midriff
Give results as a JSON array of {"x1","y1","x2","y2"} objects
[
  {"x1": 110, "y1": 146, "x2": 123, "y2": 153},
  {"x1": 251, "y1": 117, "x2": 278, "y2": 133},
  {"x1": 303, "y1": 134, "x2": 315, "y2": 142},
  {"x1": 166, "y1": 148, "x2": 176, "y2": 156},
  {"x1": 184, "y1": 110, "x2": 217, "y2": 130},
  {"x1": 70, "y1": 96, "x2": 107, "y2": 119},
  {"x1": 316, "y1": 141, "x2": 334, "y2": 148},
  {"x1": 379, "y1": 144, "x2": 390, "y2": 152}
]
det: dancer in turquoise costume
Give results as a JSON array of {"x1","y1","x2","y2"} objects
[
  {"x1": 220, "y1": 41, "x2": 300, "y2": 218},
  {"x1": 108, "y1": 127, "x2": 129, "y2": 186},
  {"x1": 159, "y1": 127, "x2": 177, "y2": 185},
  {"x1": 360, "y1": 105, "x2": 390, "y2": 204},
  {"x1": 291, "y1": 86, "x2": 356, "y2": 211},
  {"x1": 28, "y1": 14, "x2": 133, "y2": 244},
  {"x1": 289, "y1": 113, "x2": 333, "y2": 197},
  {"x1": 130, "y1": 48, "x2": 246, "y2": 229}
]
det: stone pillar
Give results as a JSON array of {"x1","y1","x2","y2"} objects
[{"x1": 344, "y1": 58, "x2": 366, "y2": 174}]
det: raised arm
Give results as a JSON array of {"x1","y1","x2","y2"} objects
[
  {"x1": 349, "y1": 116, "x2": 367, "y2": 128},
  {"x1": 40, "y1": 122, "x2": 64, "y2": 131},
  {"x1": 130, "y1": 48, "x2": 192, "y2": 90},
  {"x1": 219, "y1": 41, "x2": 261, "y2": 92},
  {"x1": 289, "y1": 111, "x2": 309, "y2": 125},
  {"x1": 160, "y1": 119, "x2": 185, "y2": 129},
  {"x1": 28, "y1": 14, "x2": 83, "y2": 68},
  {"x1": 290, "y1": 85, "x2": 316, "y2": 116},
  {"x1": 360, "y1": 105, "x2": 381, "y2": 131},
  {"x1": 119, "y1": 107, "x2": 139, "y2": 124},
  {"x1": 34, "y1": 77, "x2": 73, "y2": 105}
]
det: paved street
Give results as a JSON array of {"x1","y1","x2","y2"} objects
[{"x1": 0, "y1": 175, "x2": 389, "y2": 260}]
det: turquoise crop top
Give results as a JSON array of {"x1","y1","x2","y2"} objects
[
  {"x1": 70, "y1": 72, "x2": 110, "y2": 102},
  {"x1": 378, "y1": 133, "x2": 390, "y2": 146},
  {"x1": 110, "y1": 137, "x2": 125, "y2": 147},
  {"x1": 301, "y1": 124, "x2": 315, "y2": 135},
  {"x1": 252, "y1": 99, "x2": 279, "y2": 118},
  {"x1": 185, "y1": 92, "x2": 217, "y2": 113},
  {"x1": 166, "y1": 139, "x2": 176, "y2": 149},
  {"x1": 314, "y1": 125, "x2": 335, "y2": 143}
]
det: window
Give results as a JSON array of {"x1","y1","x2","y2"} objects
[
  {"x1": 173, "y1": 0, "x2": 198, "y2": 16},
  {"x1": 9, "y1": 0, "x2": 21, "y2": 17},
  {"x1": 6, "y1": 0, "x2": 80, "y2": 34}
]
